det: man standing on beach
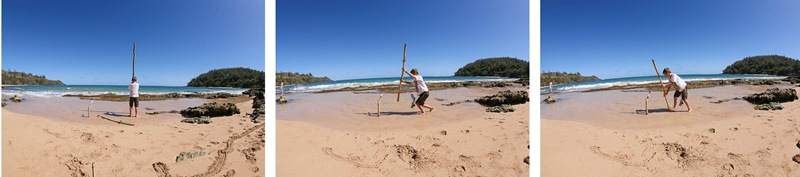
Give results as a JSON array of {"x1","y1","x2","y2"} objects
[
  {"x1": 129, "y1": 77, "x2": 140, "y2": 117},
  {"x1": 662, "y1": 68, "x2": 692, "y2": 112},
  {"x1": 401, "y1": 67, "x2": 434, "y2": 114}
]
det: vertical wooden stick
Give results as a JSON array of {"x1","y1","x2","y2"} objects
[
  {"x1": 652, "y1": 59, "x2": 670, "y2": 109},
  {"x1": 378, "y1": 94, "x2": 382, "y2": 117},
  {"x1": 646, "y1": 91, "x2": 650, "y2": 115},
  {"x1": 396, "y1": 44, "x2": 407, "y2": 102},
  {"x1": 87, "y1": 100, "x2": 94, "y2": 118},
  {"x1": 132, "y1": 42, "x2": 136, "y2": 78}
]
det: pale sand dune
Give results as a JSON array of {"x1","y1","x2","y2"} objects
[
  {"x1": 542, "y1": 86, "x2": 800, "y2": 176},
  {"x1": 2, "y1": 97, "x2": 265, "y2": 177},
  {"x1": 277, "y1": 87, "x2": 530, "y2": 176}
]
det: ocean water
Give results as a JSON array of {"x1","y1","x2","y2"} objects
[
  {"x1": 540, "y1": 74, "x2": 786, "y2": 93},
  {"x1": 1, "y1": 85, "x2": 248, "y2": 98},
  {"x1": 278, "y1": 76, "x2": 518, "y2": 93}
]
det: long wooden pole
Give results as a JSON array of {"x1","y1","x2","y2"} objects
[
  {"x1": 132, "y1": 42, "x2": 136, "y2": 78},
  {"x1": 396, "y1": 44, "x2": 406, "y2": 102},
  {"x1": 652, "y1": 59, "x2": 670, "y2": 109}
]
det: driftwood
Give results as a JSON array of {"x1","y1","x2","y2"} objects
[
  {"x1": 646, "y1": 91, "x2": 650, "y2": 115},
  {"x1": 132, "y1": 42, "x2": 136, "y2": 78},
  {"x1": 377, "y1": 94, "x2": 382, "y2": 117},
  {"x1": 397, "y1": 44, "x2": 407, "y2": 102},
  {"x1": 97, "y1": 115, "x2": 135, "y2": 126},
  {"x1": 652, "y1": 59, "x2": 670, "y2": 109}
]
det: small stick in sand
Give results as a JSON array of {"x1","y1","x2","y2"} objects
[
  {"x1": 87, "y1": 100, "x2": 94, "y2": 118},
  {"x1": 377, "y1": 94, "x2": 382, "y2": 117},
  {"x1": 92, "y1": 162, "x2": 95, "y2": 177},
  {"x1": 646, "y1": 91, "x2": 650, "y2": 115}
]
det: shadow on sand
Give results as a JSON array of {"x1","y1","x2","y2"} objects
[
  {"x1": 358, "y1": 111, "x2": 420, "y2": 117},
  {"x1": 103, "y1": 111, "x2": 131, "y2": 117},
  {"x1": 632, "y1": 108, "x2": 672, "y2": 115}
]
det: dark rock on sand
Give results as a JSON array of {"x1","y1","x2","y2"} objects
[
  {"x1": 709, "y1": 128, "x2": 715, "y2": 133},
  {"x1": 515, "y1": 78, "x2": 529, "y2": 86},
  {"x1": 175, "y1": 151, "x2": 208, "y2": 162},
  {"x1": 743, "y1": 88, "x2": 798, "y2": 104},
  {"x1": 276, "y1": 96, "x2": 287, "y2": 104},
  {"x1": 475, "y1": 90, "x2": 529, "y2": 107},
  {"x1": 11, "y1": 95, "x2": 22, "y2": 102},
  {"x1": 245, "y1": 88, "x2": 266, "y2": 123},
  {"x1": 543, "y1": 96, "x2": 555, "y2": 104},
  {"x1": 1, "y1": 99, "x2": 6, "y2": 107},
  {"x1": 524, "y1": 156, "x2": 530, "y2": 165},
  {"x1": 796, "y1": 140, "x2": 800, "y2": 150},
  {"x1": 783, "y1": 76, "x2": 800, "y2": 84},
  {"x1": 794, "y1": 154, "x2": 800, "y2": 164},
  {"x1": 486, "y1": 104, "x2": 515, "y2": 113},
  {"x1": 181, "y1": 116, "x2": 212, "y2": 124},
  {"x1": 180, "y1": 102, "x2": 240, "y2": 118},
  {"x1": 754, "y1": 102, "x2": 783, "y2": 110},
  {"x1": 203, "y1": 92, "x2": 234, "y2": 99}
]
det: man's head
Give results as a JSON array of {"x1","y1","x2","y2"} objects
[
  {"x1": 410, "y1": 68, "x2": 419, "y2": 75},
  {"x1": 132, "y1": 76, "x2": 137, "y2": 82},
  {"x1": 662, "y1": 68, "x2": 672, "y2": 75}
]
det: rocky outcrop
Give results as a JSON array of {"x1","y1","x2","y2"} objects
[
  {"x1": 486, "y1": 104, "x2": 515, "y2": 113},
  {"x1": 180, "y1": 103, "x2": 240, "y2": 118},
  {"x1": 754, "y1": 102, "x2": 783, "y2": 110},
  {"x1": 543, "y1": 96, "x2": 555, "y2": 104},
  {"x1": 181, "y1": 116, "x2": 212, "y2": 124},
  {"x1": 244, "y1": 88, "x2": 265, "y2": 123},
  {"x1": 515, "y1": 78, "x2": 529, "y2": 86},
  {"x1": 276, "y1": 96, "x2": 287, "y2": 104},
  {"x1": 10, "y1": 95, "x2": 22, "y2": 102},
  {"x1": 743, "y1": 88, "x2": 798, "y2": 104},
  {"x1": 475, "y1": 90, "x2": 529, "y2": 107},
  {"x1": 783, "y1": 76, "x2": 800, "y2": 84},
  {"x1": 1, "y1": 99, "x2": 6, "y2": 107}
]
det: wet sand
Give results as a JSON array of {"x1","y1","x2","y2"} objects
[
  {"x1": 541, "y1": 85, "x2": 800, "y2": 176},
  {"x1": 2, "y1": 96, "x2": 265, "y2": 177},
  {"x1": 277, "y1": 86, "x2": 531, "y2": 176}
]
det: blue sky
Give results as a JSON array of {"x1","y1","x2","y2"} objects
[
  {"x1": 542, "y1": 0, "x2": 800, "y2": 79},
  {"x1": 2, "y1": 0, "x2": 265, "y2": 86},
  {"x1": 277, "y1": 0, "x2": 529, "y2": 80}
]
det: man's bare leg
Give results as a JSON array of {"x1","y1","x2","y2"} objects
[
  {"x1": 684, "y1": 99, "x2": 692, "y2": 112},
  {"x1": 129, "y1": 107, "x2": 133, "y2": 117},
  {"x1": 135, "y1": 107, "x2": 139, "y2": 117},
  {"x1": 422, "y1": 104, "x2": 434, "y2": 112}
]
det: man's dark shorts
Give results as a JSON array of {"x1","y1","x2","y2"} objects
[
  {"x1": 130, "y1": 97, "x2": 139, "y2": 107},
  {"x1": 416, "y1": 91, "x2": 429, "y2": 106},
  {"x1": 673, "y1": 88, "x2": 688, "y2": 101}
]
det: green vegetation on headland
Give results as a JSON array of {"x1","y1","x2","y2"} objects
[
  {"x1": 540, "y1": 72, "x2": 600, "y2": 87},
  {"x1": 722, "y1": 55, "x2": 800, "y2": 76},
  {"x1": 276, "y1": 72, "x2": 332, "y2": 86},
  {"x1": 454, "y1": 57, "x2": 529, "y2": 78},
  {"x1": 187, "y1": 67, "x2": 265, "y2": 88},
  {"x1": 2, "y1": 69, "x2": 65, "y2": 85}
]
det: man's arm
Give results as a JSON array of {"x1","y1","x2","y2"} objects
[
  {"x1": 402, "y1": 68, "x2": 413, "y2": 77},
  {"x1": 663, "y1": 82, "x2": 674, "y2": 96}
]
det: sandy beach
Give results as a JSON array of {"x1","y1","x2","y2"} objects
[
  {"x1": 2, "y1": 95, "x2": 265, "y2": 177},
  {"x1": 277, "y1": 86, "x2": 531, "y2": 176},
  {"x1": 542, "y1": 85, "x2": 800, "y2": 176}
]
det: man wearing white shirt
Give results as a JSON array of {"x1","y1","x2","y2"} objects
[
  {"x1": 662, "y1": 68, "x2": 692, "y2": 112},
  {"x1": 129, "y1": 77, "x2": 140, "y2": 117}
]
